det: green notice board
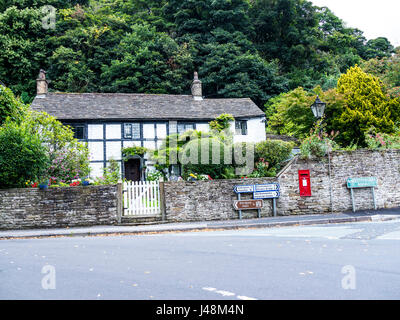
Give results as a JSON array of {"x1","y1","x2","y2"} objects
[{"x1": 347, "y1": 177, "x2": 377, "y2": 189}]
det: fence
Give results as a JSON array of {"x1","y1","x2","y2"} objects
[{"x1": 123, "y1": 181, "x2": 161, "y2": 217}]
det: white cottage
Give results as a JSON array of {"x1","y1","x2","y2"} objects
[{"x1": 31, "y1": 70, "x2": 267, "y2": 180}]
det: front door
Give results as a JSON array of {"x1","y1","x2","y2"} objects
[{"x1": 124, "y1": 158, "x2": 141, "y2": 181}]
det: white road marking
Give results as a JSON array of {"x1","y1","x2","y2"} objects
[
  {"x1": 237, "y1": 295, "x2": 257, "y2": 300},
  {"x1": 215, "y1": 290, "x2": 235, "y2": 296},
  {"x1": 203, "y1": 287, "x2": 257, "y2": 300}
]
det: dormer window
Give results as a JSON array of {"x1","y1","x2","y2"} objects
[{"x1": 235, "y1": 120, "x2": 248, "y2": 135}]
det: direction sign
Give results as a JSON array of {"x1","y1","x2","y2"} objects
[
  {"x1": 253, "y1": 191, "x2": 280, "y2": 199},
  {"x1": 233, "y1": 200, "x2": 263, "y2": 210},
  {"x1": 254, "y1": 183, "x2": 280, "y2": 192},
  {"x1": 234, "y1": 185, "x2": 254, "y2": 194},
  {"x1": 347, "y1": 177, "x2": 377, "y2": 189}
]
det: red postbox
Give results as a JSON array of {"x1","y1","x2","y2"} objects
[{"x1": 298, "y1": 170, "x2": 311, "y2": 197}]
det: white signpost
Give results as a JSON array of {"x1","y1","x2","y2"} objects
[
  {"x1": 253, "y1": 191, "x2": 280, "y2": 200},
  {"x1": 234, "y1": 185, "x2": 254, "y2": 194},
  {"x1": 234, "y1": 183, "x2": 280, "y2": 219}
]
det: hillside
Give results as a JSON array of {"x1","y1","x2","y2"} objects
[{"x1": 0, "y1": 0, "x2": 395, "y2": 107}]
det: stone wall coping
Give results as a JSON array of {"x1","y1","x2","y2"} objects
[{"x1": 0, "y1": 184, "x2": 118, "y2": 193}]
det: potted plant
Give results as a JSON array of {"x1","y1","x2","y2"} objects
[
  {"x1": 38, "y1": 179, "x2": 49, "y2": 190},
  {"x1": 82, "y1": 178, "x2": 91, "y2": 186}
]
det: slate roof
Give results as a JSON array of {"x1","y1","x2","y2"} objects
[{"x1": 30, "y1": 93, "x2": 265, "y2": 121}]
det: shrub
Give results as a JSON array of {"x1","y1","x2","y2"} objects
[
  {"x1": 364, "y1": 128, "x2": 400, "y2": 149},
  {"x1": 209, "y1": 113, "x2": 234, "y2": 132},
  {"x1": 94, "y1": 159, "x2": 121, "y2": 185},
  {"x1": 122, "y1": 146, "x2": 148, "y2": 160},
  {"x1": 300, "y1": 129, "x2": 339, "y2": 158},
  {"x1": 0, "y1": 85, "x2": 25, "y2": 126},
  {"x1": 180, "y1": 137, "x2": 233, "y2": 179},
  {"x1": 255, "y1": 139, "x2": 294, "y2": 170},
  {"x1": 0, "y1": 121, "x2": 49, "y2": 188},
  {"x1": 24, "y1": 110, "x2": 90, "y2": 184},
  {"x1": 146, "y1": 170, "x2": 164, "y2": 181}
]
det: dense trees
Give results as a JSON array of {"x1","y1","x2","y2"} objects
[
  {"x1": 336, "y1": 66, "x2": 399, "y2": 146},
  {"x1": 266, "y1": 66, "x2": 400, "y2": 147},
  {"x1": 1, "y1": 0, "x2": 396, "y2": 108}
]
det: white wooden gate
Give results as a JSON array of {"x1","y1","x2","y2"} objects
[{"x1": 123, "y1": 181, "x2": 161, "y2": 216}]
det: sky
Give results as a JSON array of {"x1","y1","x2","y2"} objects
[{"x1": 311, "y1": 0, "x2": 400, "y2": 47}]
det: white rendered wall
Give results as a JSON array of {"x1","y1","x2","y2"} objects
[
  {"x1": 143, "y1": 123, "x2": 155, "y2": 139},
  {"x1": 196, "y1": 123, "x2": 210, "y2": 132},
  {"x1": 89, "y1": 162, "x2": 103, "y2": 178},
  {"x1": 156, "y1": 123, "x2": 167, "y2": 139},
  {"x1": 106, "y1": 141, "x2": 122, "y2": 160},
  {"x1": 88, "y1": 141, "x2": 104, "y2": 161},
  {"x1": 232, "y1": 117, "x2": 266, "y2": 144},
  {"x1": 88, "y1": 124, "x2": 103, "y2": 140},
  {"x1": 123, "y1": 140, "x2": 142, "y2": 148},
  {"x1": 106, "y1": 124, "x2": 121, "y2": 140}
]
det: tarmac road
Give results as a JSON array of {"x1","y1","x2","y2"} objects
[{"x1": 1, "y1": 218, "x2": 400, "y2": 300}]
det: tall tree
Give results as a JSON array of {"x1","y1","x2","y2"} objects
[
  {"x1": 100, "y1": 24, "x2": 194, "y2": 94},
  {"x1": 336, "y1": 66, "x2": 399, "y2": 146}
]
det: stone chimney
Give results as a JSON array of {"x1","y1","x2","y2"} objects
[
  {"x1": 191, "y1": 71, "x2": 203, "y2": 101},
  {"x1": 36, "y1": 69, "x2": 48, "y2": 96}
]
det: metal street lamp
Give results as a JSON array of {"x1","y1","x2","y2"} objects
[{"x1": 310, "y1": 95, "x2": 326, "y2": 120}]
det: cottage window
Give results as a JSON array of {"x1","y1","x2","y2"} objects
[
  {"x1": 168, "y1": 123, "x2": 195, "y2": 135},
  {"x1": 235, "y1": 120, "x2": 248, "y2": 135},
  {"x1": 177, "y1": 123, "x2": 195, "y2": 134},
  {"x1": 124, "y1": 123, "x2": 140, "y2": 139},
  {"x1": 71, "y1": 125, "x2": 85, "y2": 140}
]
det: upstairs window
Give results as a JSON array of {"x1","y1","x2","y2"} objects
[
  {"x1": 177, "y1": 123, "x2": 195, "y2": 134},
  {"x1": 124, "y1": 123, "x2": 141, "y2": 139},
  {"x1": 71, "y1": 125, "x2": 85, "y2": 140},
  {"x1": 169, "y1": 122, "x2": 195, "y2": 135},
  {"x1": 235, "y1": 120, "x2": 248, "y2": 135}
]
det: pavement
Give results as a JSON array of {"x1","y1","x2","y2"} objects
[{"x1": 1, "y1": 207, "x2": 400, "y2": 240}]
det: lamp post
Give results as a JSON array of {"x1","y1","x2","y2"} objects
[
  {"x1": 311, "y1": 95, "x2": 326, "y2": 120},
  {"x1": 311, "y1": 95, "x2": 326, "y2": 136}
]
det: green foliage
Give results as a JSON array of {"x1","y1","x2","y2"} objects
[
  {"x1": 45, "y1": 142, "x2": 90, "y2": 184},
  {"x1": 209, "y1": 113, "x2": 234, "y2": 132},
  {"x1": 0, "y1": 0, "x2": 395, "y2": 110},
  {"x1": 23, "y1": 110, "x2": 90, "y2": 183},
  {"x1": 0, "y1": 120, "x2": 49, "y2": 188},
  {"x1": 364, "y1": 128, "x2": 400, "y2": 150},
  {"x1": 266, "y1": 86, "x2": 344, "y2": 140},
  {"x1": 336, "y1": 65, "x2": 399, "y2": 146},
  {"x1": 254, "y1": 139, "x2": 294, "y2": 170},
  {"x1": 94, "y1": 159, "x2": 120, "y2": 185},
  {"x1": 0, "y1": 6, "x2": 51, "y2": 97},
  {"x1": 0, "y1": 85, "x2": 26, "y2": 125},
  {"x1": 200, "y1": 43, "x2": 288, "y2": 106},
  {"x1": 0, "y1": 87, "x2": 90, "y2": 188},
  {"x1": 362, "y1": 37, "x2": 394, "y2": 60},
  {"x1": 180, "y1": 137, "x2": 232, "y2": 180},
  {"x1": 360, "y1": 48, "x2": 400, "y2": 90},
  {"x1": 266, "y1": 87, "x2": 316, "y2": 139},
  {"x1": 146, "y1": 170, "x2": 164, "y2": 181},
  {"x1": 101, "y1": 23, "x2": 193, "y2": 94},
  {"x1": 300, "y1": 126, "x2": 339, "y2": 158},
  {"x1": 122, "y1": 146, "x2": 148, "y2": 160}
]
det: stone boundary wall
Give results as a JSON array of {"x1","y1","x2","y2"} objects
[
  {"x1": 0, "y1": 185, "x2": 119, "y2": 230},
  {"x1": 163, "y1": 177, "x2": 277, "y2": 222},
  {"x1": 164, "y1": 150, "x2": 400, "y2": 222}
]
